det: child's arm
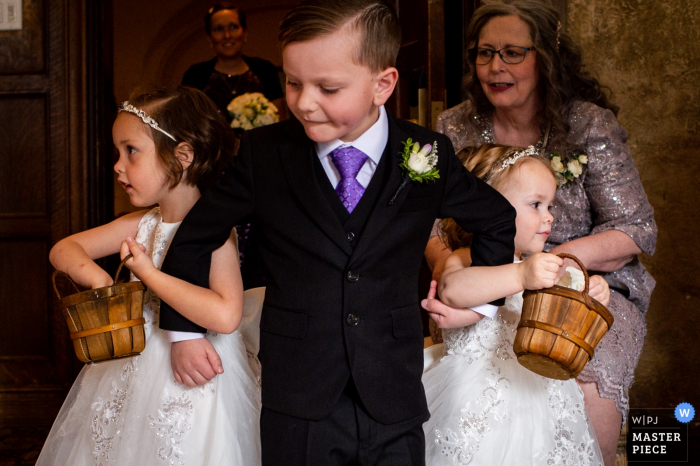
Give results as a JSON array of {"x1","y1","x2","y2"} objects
[
  {"x1": 422, "y1": 280, "x2": 484, "y2": 328},
  {"x1": 49, "y1": 211, "x2": 146, "y2": 288},
  {"x1": 122, "y1": 233, "x2": 243, "y2": 334},
  {"x1": 439, "y1": 252, "x2": 563, "y2": 308}
]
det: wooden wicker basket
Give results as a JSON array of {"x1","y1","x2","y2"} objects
[
  {"x1": 513, "y1": 253, "x2": 614, "y2": 380},
  {"x1": 52, "y1": 255, "x2": 146, "y2": 363}
]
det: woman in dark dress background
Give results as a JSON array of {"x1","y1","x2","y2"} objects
[
  {"x1": 182, "y1": 3, "x2": 286, "y2": 124},
  {"x1": 182, "y1": 3, "x2": 284, "y2": 289}
]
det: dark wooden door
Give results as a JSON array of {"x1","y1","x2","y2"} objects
[
  {"x1": 0, "y1": 0, "x2": 113, "y2": 427},
  {"x1": 387, "y1": 0, "x2": 446, "y2": 130}
]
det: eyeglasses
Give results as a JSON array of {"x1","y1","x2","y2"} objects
[{"x1": 470, "y1": 46, "x2": 536, "y2": 65}]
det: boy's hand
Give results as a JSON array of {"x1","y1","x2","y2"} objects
[
  {"x1": 120, "y1": 237, "x2": 153, "y2": 281},
  {"x1": 422, "y1": 280, "x2": 483, "y2": 329},
  {"x1": 171, "y1": 338, "x2": 224, "y2": 387},
  {"x1": 588, "y1": 275, "x2": 610, "y2": 306},
  {"x1": 519, "y1": 253, "x2": 563, "y2": 290}
]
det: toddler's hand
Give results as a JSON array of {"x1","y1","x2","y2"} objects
[
  {"x1": 421, "y1": 280, "x2": 483, "y2": 329},
  {"x1": 120, "y1": 237, "x2": 152, "y2": 280},
  {"x1": 171, "y1": 338, "x2": 224, "y2": 387},
  {"x1": 588, "y1": 275, "x2": 610, "y2": 306},
  {"x1": 519, "y1": 252, "x2": 563, "y2": 290}
]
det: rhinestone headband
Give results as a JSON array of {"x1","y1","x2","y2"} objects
[
  {"x1": 119, "y1": 102, "x2": 177, "y2": 142},
  {"x1": 495, "y1": 145, "x2": 538, "y2": 174}
]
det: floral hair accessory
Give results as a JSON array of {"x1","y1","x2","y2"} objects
[
  {"x1": 119, "y1": 102, "x2": 177, "y2": 142},
  {"x1": 494, "y1": 145, "x2": 538, "y2": 174},
  {"x1": 389, "y1": 138, "x2": 440, "y2": 205},
  {"x1": 549, "y1": 151, "x2": 588, "y2": 187}
]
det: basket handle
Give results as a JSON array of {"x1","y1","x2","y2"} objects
[
  {"x1": 51, "y1": 270, "x2": 81, "y2": 300},
  {"x1": 51, "y1": 253, "x2": 134, "y2": 300},
  {"x1": 556, "y1": 253, "x2": 594, "y2": 309},
  {"x1": 113, "y1": 254, "x2": 134, "y2": 284}
]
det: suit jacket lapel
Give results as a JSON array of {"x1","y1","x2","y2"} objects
[
  {"x1": 351, "y1": 113, "x2": 413, "y2": 260},
  {"x1": 278, "y1": 125, "x2": 353, "y2": 256}
]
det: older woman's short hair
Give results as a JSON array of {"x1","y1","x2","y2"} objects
[{"x1": 463, "y1": 0, "x2": 618, "y2": 136}]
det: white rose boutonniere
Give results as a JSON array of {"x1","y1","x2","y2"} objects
[
  {"x1": 389, "y1": 138, "x2": 440, "y2": 205},
  {"x1": 549, "y1": 151, "x2": 588, "y2": 187},
  {"x1": 401, "y1": 139, "x2": 439, "y2": 181}
]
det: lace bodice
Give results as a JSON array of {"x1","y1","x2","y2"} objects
[
  {"x1": 132, "y1": 207, "x2": 181, "y2": 334},
  {"x1": 442, "y1": 293, "x2": 523, "y2": 361},
  {"x1": 437, "y1": 100, "x2": 657, "y2": 312}
]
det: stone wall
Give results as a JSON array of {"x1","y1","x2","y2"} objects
[{"x1": 567, "y1": 0, "x2": 700, "y2": 409}]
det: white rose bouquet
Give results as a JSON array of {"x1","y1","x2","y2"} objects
[{"x1": 227, "y1": 92, "x2": 279, "y2": 130}]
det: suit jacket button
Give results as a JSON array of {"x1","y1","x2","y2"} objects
[
  {"x1": 347, "y1": 270, "x2": 360, "y2": 282},
  {"x1": 346, "y1": 313, "x2": 360, "y2": 326},
  {"x1": 346, "y1": 232, "x2": 355, "y2": 242}
]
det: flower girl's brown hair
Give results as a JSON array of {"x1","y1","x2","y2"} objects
[{"x1": 126, "y1": 86, "x2": 237, "y2": 192}]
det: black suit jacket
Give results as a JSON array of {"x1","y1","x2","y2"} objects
[{"x1": 159, "y1": 112, "x2": 515, "y2": 424}]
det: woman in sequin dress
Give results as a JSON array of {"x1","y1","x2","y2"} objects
[{"x1": 424, "y1": 2, "x2": 656, "y2": 464}]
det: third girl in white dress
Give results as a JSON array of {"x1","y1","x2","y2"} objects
[{"x1": 422, "y1": 144, "x2": 608, "y2": 466}]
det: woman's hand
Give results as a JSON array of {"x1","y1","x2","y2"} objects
[
  {"x1": 518, "y1": 253, "x2": 563, "y2": 290},
  {"x1": 588, "y1": 275, "x2": 610, "y2": 306},
  {"x1": 120, "y1": 237, "x2": 153, "y2": 282},
  {"x1": 422, "y1": 280, "x2": 484, "y2": 329}
]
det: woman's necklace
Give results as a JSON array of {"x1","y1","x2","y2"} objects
[{"x1": 215, "y1": 70, "x2": 248, "y2": 96}]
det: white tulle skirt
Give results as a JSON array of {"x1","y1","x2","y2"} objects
[
  {"x1": 36, "y1": 320, "x2": 261, "y2": 466},
  {"x1": 423, "y1": 345, "x2": 603, "y2": 466}
]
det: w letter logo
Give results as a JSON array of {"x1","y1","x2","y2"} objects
[{"x1": 675, "y1": 403, "x2": 695, "y2": 423}]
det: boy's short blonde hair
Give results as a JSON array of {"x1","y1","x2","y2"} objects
[{"x1": 279, "y1": 0, "x2": 401, "y2": 73}]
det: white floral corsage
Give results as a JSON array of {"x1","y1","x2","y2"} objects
[
  {"x1": 549, "y1": 151, "x2": 587, "y2": 187},
  {"x1": 227, "y1": 92, "x2": 279, "y2": 130},
  {"x1": 389, "y1": 138, "x2": 440, "y2": 205}
]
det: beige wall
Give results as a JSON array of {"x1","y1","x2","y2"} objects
[
  {"x1": 112, "y1": 0, "x2": 295, "y2": 215},
  {"x1": 567, "y1": 0, "x2": 700, "y2": 408}
]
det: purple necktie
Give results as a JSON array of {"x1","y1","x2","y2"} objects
[{"x1": 330, "y1": 146, "x2": 368, "y2": 213}]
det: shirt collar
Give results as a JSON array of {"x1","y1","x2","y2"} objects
[{"x1": 315, "y1": 105, "x2": 388, "y2": 165}]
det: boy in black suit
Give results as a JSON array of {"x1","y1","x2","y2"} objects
[{"x1": 161, "y1": 1, "x2": 516, "y2": 464}]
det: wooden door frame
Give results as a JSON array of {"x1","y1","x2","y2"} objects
[{"x1": 0, "y1": 0, "x2": 113, "y2": 426}]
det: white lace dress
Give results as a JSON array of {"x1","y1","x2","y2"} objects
[
  {"x1": 422, "y1": 292, "x2": 603, "y2": 466},
  {"x1": 37, "y1": 208, "x2": 261, "y2": 466}
]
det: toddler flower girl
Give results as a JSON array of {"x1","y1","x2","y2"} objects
[{"x1": 422, "y1": 144, "x2": 608, "y2": 466}]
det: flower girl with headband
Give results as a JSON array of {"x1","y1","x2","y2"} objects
[
  {"x1": 422, "y1": 144, "x2": 609, "y2": 465},
  {"x1": 37, "y1": 86, "x2": 261, "y2": 466}
]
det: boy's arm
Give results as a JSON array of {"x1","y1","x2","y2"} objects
[
  {"x1": 123, "y1": 234, "x2": 244, "y2": 334},
  {"x1": 437, "y1": 136, "x2": 516, "y2": 305},
  {"x1": 159, "y1": 131, "x2": 256, "y2": 333}
]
